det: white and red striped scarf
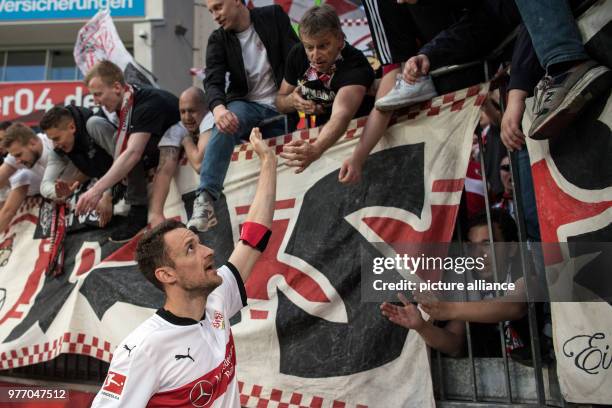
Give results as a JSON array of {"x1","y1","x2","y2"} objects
[
  {"x1": 114, "y1": 84, "x2": 135, "y2": 159},
  {"x1": 47, "y1": 203, "x2": 66, "y2": 277}
]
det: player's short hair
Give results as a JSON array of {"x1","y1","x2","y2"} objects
[
  {"x1": 136, "y1": 219, "x2": 185, "y2": 291},
  {"x1": 2, "y1": 123, "x2": 36, "y2": 149},
  {"x1": 40, "y1": 106, "x2": 73, "y2": 131},
  {"x1": 84, "y1": 60, "x2": 126, "y2": 87},
  {"x1": 299, "y1": 4, "x2": 342, "y2": 39},
  {"x1": 467, "y1": 208, "x2": 519, "y2": 242}
]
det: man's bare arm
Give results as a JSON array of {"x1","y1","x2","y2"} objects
[
  {"x1": 0, "y1": 185, "x2": 28, "y2": 232},
  {"x1": 182, "y1": 131, "x2": 210, "y2": 173},
  {"x1": 281, "y1": 85, "x2": 366, "y2": 173},
  {"x1": 149, "y1": 146, "x2": 180, "y2": 227},
  {"x1": 381, "y1": 294, "x2": 466, "y2": 356},
  {"x1": 0, "y1": 163, "x2": 17, "y2": 189},
  {"x1": 228, "y1": 128, "x2": 277, "y2": 282},
  {"x1": 417, "y1": 319, "x2": 466, "y2": 357},
  {"x1": 76, "y1": 132, "x2": 150, "y2": 214},
  {"x1": 275, "y1": 80, "x2": 298, "y2": 114},
  {"x1": 95, "y1": 132, "x2": 150, "y2": 192},
  {"x1": 418, "y1": 279, "x2": 528, "y2": 323},
  {"x1": 313, "y1": 85, "x2": 366, "y2": 154}
]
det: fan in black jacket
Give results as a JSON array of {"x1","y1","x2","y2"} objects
[
  {"x1": 39, "y1": 105, "x2": 115, "y2": 227},
  {"x1": 188, "y1": 0, "x2": 299, "y2": 233}
]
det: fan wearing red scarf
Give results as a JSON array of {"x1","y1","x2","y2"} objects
[
  {"x1": 77, "y1": 60, "x2": 180, "y2": 242},
  {"x1": 276, "y1": 4, "x2": 375, "y2": 174}
]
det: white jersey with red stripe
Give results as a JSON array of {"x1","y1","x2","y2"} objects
[{"x1": 91, "y1": 262, "x2": 247, "y2": 408}]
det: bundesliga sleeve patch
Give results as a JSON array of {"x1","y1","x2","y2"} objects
[{"x1": 101, "y1": 371, "x2": 127, "y2": 400}]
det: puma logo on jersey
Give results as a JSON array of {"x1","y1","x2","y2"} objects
[
  {"x1": 123, "y1": 344, "x2": 135, "y2": 357},
  {"x1": 175, "y1": 347, "x2": 194, "y2": 362}
]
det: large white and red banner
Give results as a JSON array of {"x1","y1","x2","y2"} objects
[
  {"x1": 525, "y1": 91, "x2": 612, "y2": 404},
  {"x1": 0, "y1": 84, "x2": 484, "y2": 407},
  {"x1": 526, "y1": 90, "x2": 612, "y2": 406},
  {"x1": 225, "y1": 85, "x2": 484, "y2": 407},
  {"x1": 524, "y1": 1, "x2": 612, "y2": 404}
]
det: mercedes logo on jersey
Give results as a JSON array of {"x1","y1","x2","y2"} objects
[{"x1": 190, "y1": 380, "x2": 214, "y2": 407}]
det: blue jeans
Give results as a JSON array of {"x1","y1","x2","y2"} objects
[
  {"x1": 199, "y1": 100, "x2": 286, "y2": 200},
  {"x1": 514, "y1": 0, "x2": 588, "y2": 70},
  {"x1": 516, "y1": 148, "x2": 541, "y2": 242}
]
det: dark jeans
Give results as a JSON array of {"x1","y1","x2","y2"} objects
[
  {"x1": 514, "y1": 0, "x2": 589, "y2": 70},
  {"x1": 198, "y1": 100, "x2": 286, "y2": 200},
  {"x1": 516, "y1": 148, "x2": 541, "y2": 242}
]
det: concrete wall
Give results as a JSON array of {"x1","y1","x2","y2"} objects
[
  {"x1": 192, "y1": 1, "x2": 217, "y2": 88},
  {"x1": 133, "y1": 0, "x2": 194, "y2": 95}
]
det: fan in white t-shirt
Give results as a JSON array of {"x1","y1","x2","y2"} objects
[
  {"x1": 0, "y1": 123, "x2": 80, "y2": 195},
  {"x1": 0, "y1": 122, "x2": 49, "y2": 233},
  {"x1": 0, "y1": 168, "x2": 41, "y2": 233},
  {"x1": 150, "y1": 87, "x2": 215, "y2": 228},
  {"x1": 3, "y1": 130, "x2": 52, "y2": 176}
]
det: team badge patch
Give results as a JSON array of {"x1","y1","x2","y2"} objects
[{"x1": 212, "y1": 311, "x2": 225, "y2": 330}]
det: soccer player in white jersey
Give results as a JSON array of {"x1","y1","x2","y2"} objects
[{"x1": 92, "y1": 127, "x2": 276, "y2": 407}]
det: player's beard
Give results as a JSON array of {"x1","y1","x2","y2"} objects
[{"x1": 24, "y1": 150, "x2": 40, "y2": 168}]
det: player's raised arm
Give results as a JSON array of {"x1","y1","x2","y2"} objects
[{"x1": 228, "y1": 128, "x2": 277, "y2": 282}]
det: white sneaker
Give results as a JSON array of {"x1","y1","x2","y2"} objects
[
  {"x1": 375, "y1": 75, "x2": 437, "y2": 112},
  {"x1": 187, "y1": 192, "x2": 218, "y2": 232}
]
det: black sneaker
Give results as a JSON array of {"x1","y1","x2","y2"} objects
[
  {"x1": 529, "y1": 60, "x2": 612, "y2": 140},
  {"x1": 110, "y1": 205, "x2": 148, "y2": 242}
]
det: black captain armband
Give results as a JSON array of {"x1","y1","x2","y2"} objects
[{"x1": 239, "y1": 222, "x2": 272, "y2": 252}]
